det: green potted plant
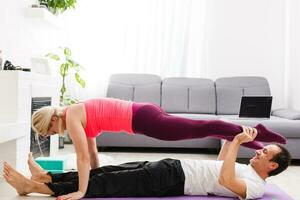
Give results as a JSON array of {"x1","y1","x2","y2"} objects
[
  {"x1": 46, "y1": 47, "x2": 85, "y2": 146},
  {"x1": 46, "y1": 47, "x2": 85, "y2": 106},
  {"x1": 39, "y1": 0, "x2": 77, "y2": 15}
]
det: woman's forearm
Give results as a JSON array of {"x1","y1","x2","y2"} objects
[
  {"x1": 90, "y1": 153, "x2": 100, "y2": 169},
  {"x1": 77, "y1": 156, "x2": 90, "y2": 194}
]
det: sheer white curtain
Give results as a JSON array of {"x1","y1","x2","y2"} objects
[{"x1": 63, "y1": 0, "x2": 208, "y2": 100}]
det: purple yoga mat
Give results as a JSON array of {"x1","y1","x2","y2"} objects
[{"x1": 83, "y1": 184, "x2": 293, "y2": 200}]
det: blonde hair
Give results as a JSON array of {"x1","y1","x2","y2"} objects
[{"x1": 31, "y1": 106, "x2": 65, "y2": 136}]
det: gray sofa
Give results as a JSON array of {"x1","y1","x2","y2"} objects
[{"x1": 96, "y1": 74, "x2": 300, "y2": 159}]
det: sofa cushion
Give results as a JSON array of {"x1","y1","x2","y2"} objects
[
  {"x1": 189, "y1": 87, "x2": 216, "y2": 114},
  {"x1": 133, "y1": 84, "x2": 161, "y2": 105},
  {"x1": 244, "y1": 86, "x2": 271, "y2": 96},
  {"x1": 215, "y1": 77, "x2": 271, "y2": 115},
  {"x1": 218, "y1": 115, "x2": 300, "y2": 138},
  {"x1": 107, "y1": 74, "x2": 161, "y2": 106},
  {"x1": 272, "y1": 109, "x2": 300, "y2": 120},
  {"x1": 171, "y1": 113, "x2": 221, "y2": 120},
  {"x1": 107, "y1": 83, "x2": 134, "y2": 100},
  {"x1": 216, "y1": 87, "x2": 243, "y2": 115},
  {"x1": 97, "y1": 132, "x2": 220, "y2": 148},
  {"x1": 261, "y1": 120, "x2": 300, "y2": 138},
  {"x1": 162, "y1": 78, "x2": 216, "y2": 114},
  {"x1": 162, "y1": 85, "x2": 188, "y2": 112}
]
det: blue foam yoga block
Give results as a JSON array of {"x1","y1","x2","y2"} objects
[{"x1": 35, "y1": 157, "x2": 65, "y2": 173}]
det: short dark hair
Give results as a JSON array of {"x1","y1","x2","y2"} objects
[{"x1": 268, "y1": 144, "x2": 291, "y2": 177}]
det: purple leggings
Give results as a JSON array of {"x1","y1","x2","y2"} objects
[{"x1": 132, "y1": 103, "x2": 286, "y2": 149}]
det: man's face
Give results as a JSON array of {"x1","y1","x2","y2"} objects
[{"x1": 250, "y1": 144, "x2": 281, "y2": 173}]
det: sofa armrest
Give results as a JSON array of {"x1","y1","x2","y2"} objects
[{"x1": 272, "y1": 108, "x2": 300, "y2": 120}]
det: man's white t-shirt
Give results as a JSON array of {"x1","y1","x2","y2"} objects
[{"x1": 180, "y1": 159, "x2": 266, "y2": 199}]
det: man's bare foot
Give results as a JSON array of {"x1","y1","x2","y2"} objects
[
  {"x1": 31, "y1": 172, "x2": 52, "y2": 183},
  {"x1": 3, "y1": 162, "x2": 33, "y2": 195},
  {"x1": 27, "y1": 152, "x2": 51, "y2": 183},
  {"x1": 28, "y1": 152, "x2": 45, "y2": 175}
]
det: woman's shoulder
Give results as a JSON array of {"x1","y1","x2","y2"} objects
[{"x1": 66, "y1": 103, "x2": 85, "y2": 118}]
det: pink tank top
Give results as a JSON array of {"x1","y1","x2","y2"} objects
[{"x1": 84, "y1": 98, "x2": 134, "y2": 138}]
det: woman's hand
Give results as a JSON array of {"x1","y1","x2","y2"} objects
[{"x1": 57, "y1": 191, "x2": 85, "y2": 200}]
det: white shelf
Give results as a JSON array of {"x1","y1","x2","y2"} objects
[
  {"x1": 25, "y1": 7, "x2": 62, "y2": 29},
  {"x1": 0, "y1": 122, "x2": 26, "y2": 144}
]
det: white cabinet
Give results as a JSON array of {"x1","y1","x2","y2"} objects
[{"x1": 0, "y1": 71, "x2": 59, "y2": 174}]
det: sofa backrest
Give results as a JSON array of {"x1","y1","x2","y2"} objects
[
  {"x1": 106, "y1": 74, "x2": 272, "y2": 115},
  {"x1": 215, "y1": 76, "x2": 271, "y2": 115},
  {"x1": 106, "y1": 73, "x2": 161, "y2": 106},
  {"x1": 162, "y1": 77, "x2": 216, "y2": 114}
]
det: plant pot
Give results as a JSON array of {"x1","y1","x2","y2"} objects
[{"x1": 63, "y1": 132, "x2": 73, "y2": 144}]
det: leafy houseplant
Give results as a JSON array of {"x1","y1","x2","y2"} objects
[
  {"x1": 46, "y1": 47, "x2": 85, "y2": 146},
  {"x1": 46, "y1": 47, "x2": 85, "y2": 106},
  {"x1": 38, "y1": 0, "x2": 77, "y2": 15}
]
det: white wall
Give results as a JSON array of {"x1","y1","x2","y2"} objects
[
  {"x1": 203, "y1": 0, "x2": 300, "y2": 110},
  {"x1": 0, "y1": 0, "x2": 299, "y2": 110},
  {"x1": 286, "y1": 0, "x2": 300, "y2": 110},
  {"x1": 0, "y1": 0, "x2": 65, "y2": 164},
  {"x1": 204, "y1": 0, "x2": 286, "y2": 109},
  {"x1": 0, "y1": 0, "x2": 65, "y2": 69}
]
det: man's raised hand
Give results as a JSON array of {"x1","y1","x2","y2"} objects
[{"x1": 235, "y1": 126, "x2": 258, "y2": 144}]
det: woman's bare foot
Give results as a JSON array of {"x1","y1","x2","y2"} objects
[
  {"x1": 27, "y1": 152, "x2": 51, "y2": 183},
  {"x1": 3, "y1": 162, "x2": 33, "y2": 195}
]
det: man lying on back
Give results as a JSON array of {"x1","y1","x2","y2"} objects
[{"x1": 3, "y1": 126, "x2": 291, "y2": 200}]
